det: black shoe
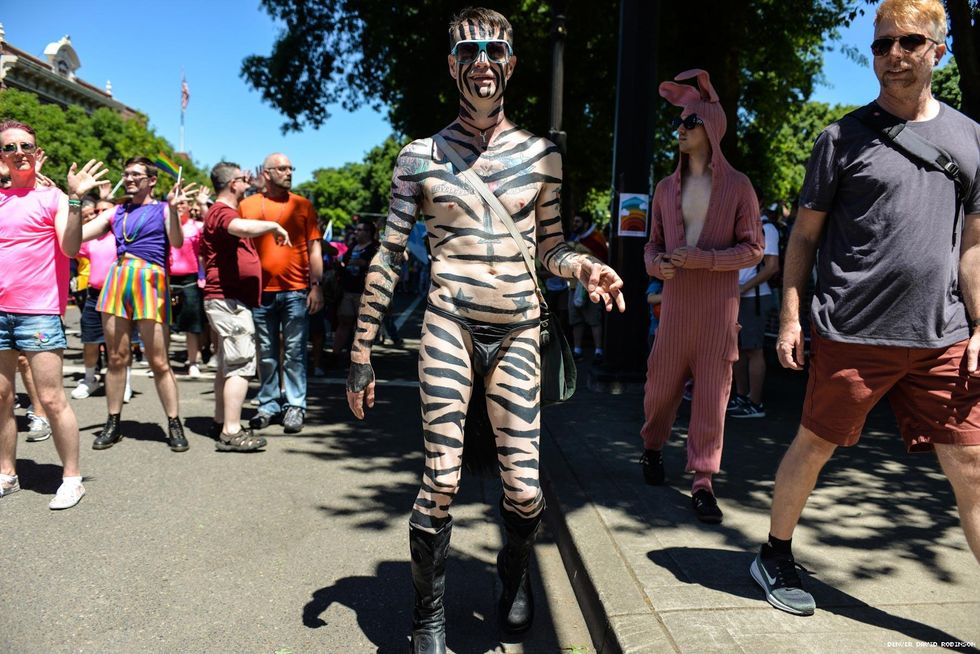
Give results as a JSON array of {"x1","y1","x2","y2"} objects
[
  {"x1": 592, "y1": 351, "x2": 604, "y2": 365},
  {"x1": 572, "y1": 350, "x2": 584, "y2": 361},
  {"x1": 639, "y1": 449, "x2": 665, "y2": 485},
  {"x1": 497, "y1": 499, "x2": 542, "y2": 636},
  {"x1": 249, "y1": 411, "x2": 275, "y2": 430},
  {"x1": 207, "y1": 421, "x2": 223, "y2": 441},
  {"x1": 692, "y1": 489, "x2": 723, "y2": 524},
  {"x1": 409, "y1": 519, "x2": 452, "y2": 654},
  {"x1": 167, "y1": 417, "x2": 189, "y2": 452},
  {"x1": 93, "y1": 414, "x2": 123, "y2": 450}
]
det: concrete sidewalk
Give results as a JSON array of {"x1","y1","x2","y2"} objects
[{"x1": 541, "y1": 361, "x2": 980, "y2": 654}]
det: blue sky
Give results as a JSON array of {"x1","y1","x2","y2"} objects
[{"x1": 2, "y1": 3, "x2": 951, "y2": 184}]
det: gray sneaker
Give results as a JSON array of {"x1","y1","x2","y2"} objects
[
  {"x1": 26, "y1": 415, "x2": 52, "y2": 442},
  {"x1": 750, "y1": 550, "x2": 815, "y2": 616},
  {"x1": 282, "y1": 406, "x2": 305, "y2": 434}
]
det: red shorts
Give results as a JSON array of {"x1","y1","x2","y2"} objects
[{"x1": 802, "y1": 333, "x2": 980, "y2": 452}]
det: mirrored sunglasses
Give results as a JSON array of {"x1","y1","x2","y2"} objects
[{"x1": 451, "y1": 39, "x2": 512, "y2": 65}]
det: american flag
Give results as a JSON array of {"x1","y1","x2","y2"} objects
[{"x1": 181, "y1": 76, "x2": 190, "y2": 111}]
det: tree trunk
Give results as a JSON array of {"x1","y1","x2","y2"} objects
[{"x1": 947, "y1": 0, "x2": 980, "y2": 120}]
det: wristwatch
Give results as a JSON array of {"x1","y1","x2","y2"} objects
[{"x1": 310, "y1": 281, "x2": 321, "y2": 287}]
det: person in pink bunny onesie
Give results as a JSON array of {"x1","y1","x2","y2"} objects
[{"x1": 639, "y1": 69, "x2": 763, "y2": 524}]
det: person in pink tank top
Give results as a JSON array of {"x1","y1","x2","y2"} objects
[{"x1": 0, "y1": 120, "x2": 111, "y2": 510}]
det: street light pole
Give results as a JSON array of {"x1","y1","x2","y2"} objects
[{"x1": 595, "y1": 0, "x2": 660, "y2": 390}]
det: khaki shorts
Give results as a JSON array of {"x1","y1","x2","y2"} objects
[
  {"x1": 803, "y1": 333, "x2": 980, "y2": 452},
  {"x1": 338, "y1": 291, "x2": 362, "y2": 318},
  {"x1": 204, "y1": 298, "x2": 256, "y2": 378}
]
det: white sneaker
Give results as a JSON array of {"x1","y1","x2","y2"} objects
[
  {"x1": 49, "y1": 481, "x2": 85, "y2": 510},
  {"x1": 123, "y1": 384, "x2": 133, "y2": 404},
  {"x1": 26, "y1": 415, "x2": 52, "y2": 442},
  {"x1": 0, "y1": 474, "x2": 20, "y2": 498},
  {"x1": 71, "y1": 379, "x2": 99, "y2": 400},
  {"x1": 187, "y1": 364, "x2": 201, "y2": 378}
]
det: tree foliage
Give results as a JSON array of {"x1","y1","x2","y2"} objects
[
  {"x1": 0, "y1": 89, "x2": 208, "y2": 194},
  {"x1": 296, "y1": 135, "x2": 407, "y2": 230},
  {"x1": 243, "y1": 1, "x2": 976, "y2": 216},
  {"x1": 933, "y1": 57, "x2": 962, "y2": 108}
]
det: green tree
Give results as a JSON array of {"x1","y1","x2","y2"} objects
[
  {"x1": 0, "y1": 89, "x2": 208, "y2": 194},
  {"x1": 243, "y1": 1, "x2": 865, "y2": 215},
  {"x1": 933, "y1": 57, "x2": 962, "y2": 108},
  {"x1": 764, "y1": 101, "x2": 859, "y2": 203},
  {"x1": 295, "y1": 134, "x2": 408, "y2": 232}
]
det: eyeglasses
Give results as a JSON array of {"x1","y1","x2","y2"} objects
[
  {"x1": 1, "y1": 142, "x2": 37, "y2": 154},
  {"x1": 232, "y1": 175, "x2": 249, "y2": 183},
  {"x1": 671, "y1": 114, "x2": 704, "y2": 131},
  {"x1": 451, "y1": 39, "x2": 513, "y2": 65},
  {"x1": 870, "y1": 33, "x2": 939, "y2": 57},
  {"x1": 265, "y1": 165, "x2": 296, "y2": 173},
  {"x1": 122, "y1": 172, "x2": 149, "y2": 180}
]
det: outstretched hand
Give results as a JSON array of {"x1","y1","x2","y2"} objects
[
  {"x1": 167, "y1": 181, "x2": 199, "y2": 204},
  {"x1": 577, "y1": 259, "x2": 626, "y2": 312},
  {"x1": 251, "y1": 165, "x2": 266, "y2": 193},
  {"x1": 346, "y1": 361, "x2": 376, "y2": 419},
  {"x1": 67, "y1": 160, "x2": 111, "y2": 198}
]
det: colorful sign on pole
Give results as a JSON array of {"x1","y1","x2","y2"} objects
[{"x1": 617, "y1": 192, "x2": 649, "y2": 238}]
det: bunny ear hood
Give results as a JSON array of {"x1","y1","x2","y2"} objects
[{"x1": 659, "y1": 68, "x2": 731, "y2": 176}]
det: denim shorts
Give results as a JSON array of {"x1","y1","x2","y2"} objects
[
  {"x1": 0, "y1": 311, "x2": 68, "y2": 351},
  {"x1": 80, "y1": 288, "x2": 105, "y2": 344}
]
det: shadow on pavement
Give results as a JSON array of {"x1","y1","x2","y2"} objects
[
  {"x1": 650, "y1": 546, "x2": 977, "y2": 653},
  {"x1": 10, "y1": 459, "x2": 64, "y2": 494},
  {"x1": 550, "y1": 362, "x2": 967, "y2": 586}
]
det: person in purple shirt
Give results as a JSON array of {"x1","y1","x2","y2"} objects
[{"x1": 81, "y1": 157, "x2": 191, "y2": 453}]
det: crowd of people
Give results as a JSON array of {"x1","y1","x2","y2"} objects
[{"x1": 1, "y1": 0, "x2": 978, "y2": 651}]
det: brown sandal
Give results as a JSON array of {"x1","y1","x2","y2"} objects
[{"x1": 216, "y1": 428, "x2": 267, "y2": 452}]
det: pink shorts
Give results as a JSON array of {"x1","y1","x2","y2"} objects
[{"x1": 803, "y1": 333, "x2": 980, "y2": 452}]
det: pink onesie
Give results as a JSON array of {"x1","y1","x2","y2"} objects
[{"x1": 641, "y1": 70, "x2": 762, "y2": 477}]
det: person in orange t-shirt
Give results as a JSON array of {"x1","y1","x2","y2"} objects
[{"x1": 238, "y1": 153, "x2": 323, "y2": 434}]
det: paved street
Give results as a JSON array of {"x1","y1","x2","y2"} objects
[
  {"x1": 1, "y1": 298, "x2": 590, "y2": 654},
  {"x1": 3, "y1": 294, "x2": 980, "y2": 654}
]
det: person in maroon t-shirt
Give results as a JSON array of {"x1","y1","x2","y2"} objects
[{"x1": 200, "y1": 162, "x2": 290, "y2": 452}]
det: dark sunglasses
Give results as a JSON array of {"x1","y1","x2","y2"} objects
[
  {"x1": 870, "y1": 33, "x2": 939, "y2": 57},
  {"x1": 1, "y1": 142, "x2": 37, "y2": 154},
  {"x1": 451, "y1": 39, "x2": 512, "y2": 65},
  {"x1": 671, "y1": 114, "x2": 704, "y2": 131}
]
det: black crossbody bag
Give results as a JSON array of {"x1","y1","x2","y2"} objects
[{"x1": 846, "y1": 102, "x2": 972, "y2": 245}]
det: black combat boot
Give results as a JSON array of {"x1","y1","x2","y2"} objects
[
  {"x1": 92, "y1": 413, "x2": 123, "y2": 450},
  {"x1": 497, "y1": 498, "x2": 543, "y2": 635},
  {"x1": 167, "y1": 417, "x2": 189, "y2": 452},
  {"x1": 409, "y1": 518, "x2": 452, "y2": 654}
]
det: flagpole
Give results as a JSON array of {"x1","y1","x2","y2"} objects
[{"x1": 179, "y1": 109, "x2": 185, "y2": 153}]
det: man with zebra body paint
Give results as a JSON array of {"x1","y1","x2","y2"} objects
[{"x1": 346, "y1": 7, "x2": 625, "y2": 652}]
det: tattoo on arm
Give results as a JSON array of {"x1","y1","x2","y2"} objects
[{"x1": 350, "y1": 145, "x2": 423, "y2": 357}]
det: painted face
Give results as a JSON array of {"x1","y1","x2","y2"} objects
[
  {"x1": 0, "y1": 128, "x2": 37, "y2": 174},
  {"x1": 872, "y1": 16, "x2": 944, "y2": 92},
  {"x1": 448, "y1": 21, "x2": 515, "y2": 103}
]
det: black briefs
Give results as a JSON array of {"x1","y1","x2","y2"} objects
[{"x1": 427, "y1": 304, "x2": 538, "y2": 377}]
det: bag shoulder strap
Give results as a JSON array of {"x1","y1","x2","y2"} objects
[
  {"x1": 432, "y1": 133, "x2": 548, "y2": 309},
  {"x1": 847, "y1": 102, "x2": 968, "y2": 196}
]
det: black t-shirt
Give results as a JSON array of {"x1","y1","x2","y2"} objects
[
  {"x1": 800, "y1": 102, "x2": 980, "y2": 347},
  {"x1": 340, "y1": 243, "x2": 378, "y2": 293}
]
